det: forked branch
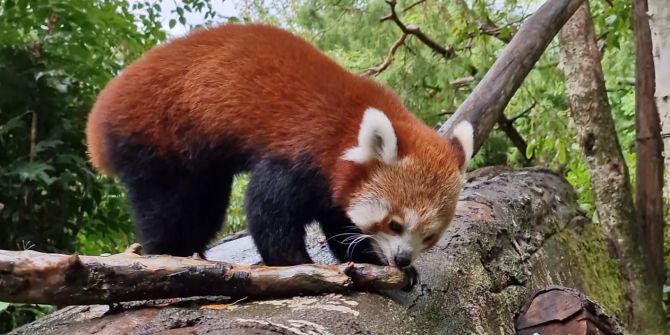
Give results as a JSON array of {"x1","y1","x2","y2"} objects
[{"x1": 381, "y1": 0, "x2": 454, "y2": 59}]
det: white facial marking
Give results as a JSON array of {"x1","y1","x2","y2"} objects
[
  {"x1": 341, "y1": 107, "x2": 398, "y2": 165},
  {"x1": 453, "y1": 120, "x2": 474, "y2": 172},
  {"x1": 403, "y1": 208, "x2": 419, "y2": 230},
  {"x1": 346, "y1": 196, "x2": 389, "y2": 230}
]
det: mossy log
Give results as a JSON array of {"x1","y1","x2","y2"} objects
[{"x1": 10, "y1": 168, "x2": 626, "y2": 335}]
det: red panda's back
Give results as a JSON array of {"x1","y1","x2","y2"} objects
[{"x1": 87, "y1": 24, "x2": 386, "y2": 175}]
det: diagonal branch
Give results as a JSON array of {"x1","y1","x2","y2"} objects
[
  {"x1": 361, "y1": 33, "x2": 407, "y2": 77},
  {"x1": 381, "y1": 0, "x2": 454, "y2": 59},
  {"x1": 0, "y1": 249, "x2": 409, "y2": 306},
  {"x1": 497, "y1": 116, "x2": 532, "y2": 163}
]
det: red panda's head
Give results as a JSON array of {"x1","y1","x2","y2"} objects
[{"x1": 341, "y1": 108, "x2": 473, "y2": 268}]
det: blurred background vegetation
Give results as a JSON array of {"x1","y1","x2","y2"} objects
[{"x1": 0, "y1": 0, "x2": 666, "y2": 331}]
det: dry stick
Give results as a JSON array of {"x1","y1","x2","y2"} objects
[
  {"x1": 0, "y1": 249, "x2": 408, "y2": 306},
  {"x1": 438, "y1": 0, "x2": 585, "y2": 153}
]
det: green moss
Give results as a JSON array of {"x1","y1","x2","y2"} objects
[{"x1": 559, "y1": 222, "x2": 623, "y2": 316}]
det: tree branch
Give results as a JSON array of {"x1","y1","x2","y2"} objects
[
  {"x1": 438, "y1": 0, "x2": 585, "y2": 154},
  {"x1": 361, "y1": 33, "x2": 407, "y2": 77},
  {"x1": 0, "y1": 249, "x2": 409, "y2": 306},
  {"x1": 381, "y1": 0, "x2": 454, "y2": 59},
  {"x1": 497, "y1": 116, "x2": 531, "y2": 162}
]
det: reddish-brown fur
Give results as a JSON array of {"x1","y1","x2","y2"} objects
[{"x1": 86, "y1": 24, "x2": 463, "y2": 210}]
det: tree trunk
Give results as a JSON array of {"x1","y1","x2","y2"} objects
[
  {"x1": 557, "y1": 4, "x2": 666, "y2": 333},
  {"x1": 648, "y1": 0, "x2": 670, "y2": 239},
  {"x1": 634, "y1": 0, "x2": 666, "y2": 293},
  {"x1": 10, "y1": 169, "x2": 626, "y2": 335},
  {"x1": 438, "y1": 0, "x2": 584, "y2": 151}
]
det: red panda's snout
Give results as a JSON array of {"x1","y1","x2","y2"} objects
[{"x1": 341, "y1": 107, "x2": 474, "y2": 267}]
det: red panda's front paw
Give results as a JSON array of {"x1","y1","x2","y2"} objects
[{"x1": 401, "y1": 265, "x2": 419, "y2": 291}]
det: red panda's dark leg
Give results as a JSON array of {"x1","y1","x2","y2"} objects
[
  {"x1": 108, "y1": 136, "x2": 235, "y2": 258},
  {"x1": 317, "y1": 210, "x2": 385, "y2": 266},
  {"x1": 123, "y1": 168, "x2": 233, "y2": 257},
  {"x1": 244, "y1": 157, "x2": 324, "y2": 266}
]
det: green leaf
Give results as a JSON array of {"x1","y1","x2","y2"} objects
[
  {"x1": 169, "y1": 19, "x2": 177, "y2": 29},
  {"x1": 0, "y1": 301, "x2": 10, "y2": 312}
]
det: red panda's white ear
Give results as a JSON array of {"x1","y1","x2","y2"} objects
[
  {"x1": 452, "y1": 121, "x2": 474, "y2": 172},
  {"x1": 341, "y1": 107, "x2": 398, "y2": 165}
]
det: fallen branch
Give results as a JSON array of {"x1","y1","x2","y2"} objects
[{"x1": 0, "y1": 249, "x2": 408, "y2": 306}]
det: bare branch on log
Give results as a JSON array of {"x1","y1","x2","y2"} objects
[
  {"x1": 381, "y1": 0, "x2": 454, "y2": 59},
  {"x1": 558, "y1": 3, "x2": 666, "y2": 331},
  {"x1": 0, "y1": 250, "x2": 408, "y2": 306},
  {"x1": 360, "y1": 33, "x2": 407, "y2": 77},
  {"x1": 438, "y1": 0, "x2": 585, "y2": 152}
]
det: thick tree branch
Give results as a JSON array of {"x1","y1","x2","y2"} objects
[
  {"x1": 0, "y1": 249, "x2": 409, "y2": 306},
  {"x1": 361, "y1": 33, "x2": 407, "y2": 77},
  {"x1": 438, "y1": 0, "x2": 585, "y2": 153}
]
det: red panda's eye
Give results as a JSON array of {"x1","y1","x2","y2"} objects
[
  {"x1": 423, "y1": 234, "x2": 436, "y2": 244},
  {"x1": 389, "y1": 220, "x2": 404, "y2": 234}
]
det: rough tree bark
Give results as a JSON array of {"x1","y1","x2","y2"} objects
[
  {"x1": 438, "y1": 0, "x2": 584, "y2": 150},
  {"x1": 648, "y1": 0, "x2": 670, "y2": 235},
  {"x1": 557, "y1": 4, "x2": 666, "y2": 333},
  {"x1": 634, "y1": 0, "x2": 665, "y2": 292},
  {"x1": 10, "y1": 169, "x2": 625, "y2": 335}
]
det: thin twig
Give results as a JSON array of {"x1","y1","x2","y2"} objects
[
  {"x1": 361, "y1": 34, "x2": 407, "y2": 77},
  {"x1": 402, "y1": 0, "x2": 426, "y2": 12},
  {"x1": 509, "y1": 100, "x2": 537, "y2": 122}
]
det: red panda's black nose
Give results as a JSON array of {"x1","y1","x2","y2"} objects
[{"x1": 394, "y1": 251, "x2": 412, "y2": 268}]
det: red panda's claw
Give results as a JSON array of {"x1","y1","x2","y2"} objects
[{"x1": 401, "y1": 265, "x2": 419, "y2": 291}]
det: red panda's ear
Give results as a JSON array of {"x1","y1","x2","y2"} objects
[
  {"x1": 450, "y1": 121, "x2": 474, "y2": 173},
  {"x1": 341, "y1": 107, "x2": 398, "y2": 165}
]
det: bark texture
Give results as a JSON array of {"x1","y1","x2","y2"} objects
[
  {"x1": 0, "y1": 251, "x2": 408, "y2": 305},
  {"x1": 557, "y1": 4, "x2": 666, "y2": 333},
  {"x1": 648, "y1": 0, "x2": 670, "y2": 247},
  {"x1": 438, "y1": 0, "x2": 584, "y2": 151},
  {"x1": 634, "y1": 0, "x2": 665, "y2": 291},
  {"x1": 11, "y1": 169, "x2": 625, "y2": 335},
  {"x1": 648, "y1": 8, "x2": 670, "y2": 331}
]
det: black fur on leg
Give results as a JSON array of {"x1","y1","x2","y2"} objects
[
  {"x1": 244, "y1": 156, "x2": 334, "y2": 266},
  {"x1": 106, "y1": 133, "x2": 244, "y2": 257}
]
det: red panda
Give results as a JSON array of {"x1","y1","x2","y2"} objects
[{"x1": 86, "y1": 24, "x2": 473, "y2": 277}]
